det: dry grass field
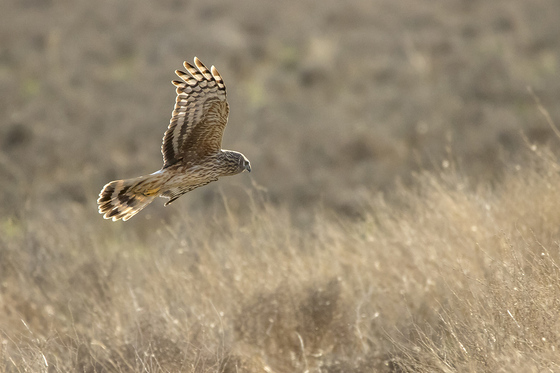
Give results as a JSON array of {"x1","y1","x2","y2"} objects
[{"x1": 2, "y1": 0, "x2": 560, "y2": 372}]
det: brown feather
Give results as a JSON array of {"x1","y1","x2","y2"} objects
[{"x1": 161, "y1": 57, "x2": 228, "y2": 168}]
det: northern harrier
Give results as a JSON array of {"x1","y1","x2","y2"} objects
[{"x1": 98, "y1": 57, "x2": 251, "y2": 221}]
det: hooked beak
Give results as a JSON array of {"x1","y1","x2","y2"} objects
[{"x1": 246, "y1": 164, "x2": 252, "y2": 173}]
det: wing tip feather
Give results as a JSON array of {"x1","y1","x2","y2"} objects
[
  {"x1": 211, "y1": 65, "x2": 225, "y2": 87},
  {"x1": 193, "y1": 57, "x2": 212, "y2": 79}
]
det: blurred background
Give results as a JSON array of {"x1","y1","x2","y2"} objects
[{"x1": 2, "y1": 0, "x2": 560, "y2": 226}]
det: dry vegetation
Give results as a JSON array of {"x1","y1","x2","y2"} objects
[
  {"x1": 3, "y1": 149, "x2": 560, "y2": 372},
  {"x1": 2, "y1": 0, "x2": 560, "y2": 372}
]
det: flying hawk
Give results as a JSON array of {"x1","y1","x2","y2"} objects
[{"x1": 98, "y1": 57, "x2": 251, "y2": 221}]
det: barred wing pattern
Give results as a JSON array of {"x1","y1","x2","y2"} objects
[{"x1": 162, "y1": 57, "x2": 228, "y2": 168}]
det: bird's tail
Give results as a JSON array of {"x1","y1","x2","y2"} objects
[{"x1": 97, "y1": 173, "x2": 165, "y2": 221}]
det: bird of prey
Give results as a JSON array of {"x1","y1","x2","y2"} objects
[{"x1": 98, "y1": 57, "x2": 251, "y2": 221}]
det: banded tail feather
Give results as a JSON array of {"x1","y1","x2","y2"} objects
[{"x1": 97, "y1": 174, "x2": 164, "y2": 221}]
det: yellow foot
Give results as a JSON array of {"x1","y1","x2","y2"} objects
[{"x1": 143, "y1": 187, "x2": 161, "y2": 196}]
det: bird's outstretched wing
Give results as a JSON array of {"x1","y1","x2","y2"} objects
[{"x1": 161, "y1": 57, "x2": 229, "y2": 168}]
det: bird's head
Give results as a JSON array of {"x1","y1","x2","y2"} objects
[
  {"x1": 238, "y1": 153, "x2": 251, "y2": 173},
  {"x1": 223, "y1": 150, "x2": 251, "y2": 175}
]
